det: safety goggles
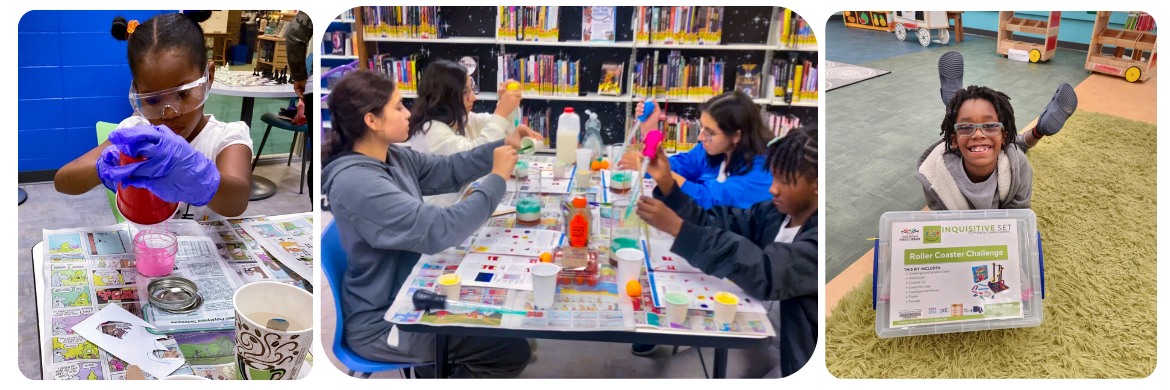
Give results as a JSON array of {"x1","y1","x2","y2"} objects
[
  {"x1": 129, "y1": 70, "x2": 210, "y2": 120},
  {"x1": 953, "y1": 122, "x2": 1003, "y2": 137}
]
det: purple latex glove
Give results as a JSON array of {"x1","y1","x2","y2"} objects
[
  {"x1": 100, "y1": 125, "x2": 221, "y2": 206},
  {"x1": 95, "y1": 145, "x2": 141, "y2": 193}
]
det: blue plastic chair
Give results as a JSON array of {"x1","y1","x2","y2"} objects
[{"x1": 323, "y1": 221, "x2": 429, "y2": 378}]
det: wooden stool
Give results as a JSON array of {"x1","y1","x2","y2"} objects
[{"x1": 947, "y1": 11, "x2": 965, "y2": 42}]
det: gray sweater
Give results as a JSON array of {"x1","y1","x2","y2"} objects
[
  {"x1": 322, "y1": 140, "x2": 506, "y2": 349},
  {"x1": 914, "y1": 139, "x2": 1033, "y2": 210}
]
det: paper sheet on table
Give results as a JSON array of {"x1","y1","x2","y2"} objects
[
  {"x1": 136, "y1": 236, "x2": 244, "y2": 332},
  {"x1": 649, "y1": 272, "x2": 768, "y2": 313},
  {"x1": 645, "y1": 239, "x2": 703, "y2": 274},
  {"x1": 468, "y1": 227, "x2": 563, "y2": 257},
  {"x1": 199, "y1": 216, "x2": 299, "y2": 284},
  {"x1": 72, "y1": 305, "x2": 187, "y2": 379},
  {"x1": 506, "y1": 169, "x2": 574, "y2": 194},
  {"x1": 238, "y1": 213, "x2": 315, "y2": 283},
  {"x1": 455, "y1": 253, "x2": 539, "y2": 290}
]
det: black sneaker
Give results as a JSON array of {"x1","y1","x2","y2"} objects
[
  {"x1": 631, "y1": 344, "x2": 658, "y2": 356},
  {"x1": 1034, "y1": 83, "x2": 1078, "y2": 136},
  {"x1": 939, "y1": 51, "x2": 964, "y2": 107}
]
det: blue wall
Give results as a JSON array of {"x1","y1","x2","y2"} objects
[
  {"x1": 18, "y1": 10, "x2": 174, "y2": 173},
  {"x1": 958, "y1": 11, "x2": 1157, "y2": 45}
]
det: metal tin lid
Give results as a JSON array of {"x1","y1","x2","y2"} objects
[{"x1": 147, "y1": 277, "x2": 203, "y2": 313}]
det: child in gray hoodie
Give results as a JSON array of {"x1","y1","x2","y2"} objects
[
  {"x1": 322, "y1": 70, "x2": 541, "y2": 378},
  {"x1": 917, "y1": 52, "x2": 1078, "y2": 210}
]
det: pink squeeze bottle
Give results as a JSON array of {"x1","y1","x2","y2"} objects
[{"x1": 625, "y1": 129, "x2": 664, "y2": 221}]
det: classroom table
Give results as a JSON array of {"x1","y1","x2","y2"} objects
[
  {"x1": 33, "y1": 216, "x2": 314, "y2": 380},
  {"x1": 382, "y1": 156, "x2": 775, "y2": 379},
  {"x1": 210, "y1": 71, "x2": 313, "y2": 201}
]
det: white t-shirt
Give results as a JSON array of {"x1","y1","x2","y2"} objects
[
  {"x1": 117, "y1": 115, "x2": 254, "y2": 221},
  {"x1": 774, "y1": 216, "x2": 800, "y2": 243},
  {"x1": 409, "y1": 112, "x2": 515, "y2": 207}
]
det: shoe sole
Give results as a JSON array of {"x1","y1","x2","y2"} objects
[
  {"x1": 939, "y1": 51, "x2": 964, "y2": 106},
  {"x1": 1036, "y1": 83, "x2": 1078, "y2": 136}
]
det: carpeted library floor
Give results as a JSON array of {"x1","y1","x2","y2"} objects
[{"x1": 823, "y1": 20, "x2": 1157, "y2": 378}]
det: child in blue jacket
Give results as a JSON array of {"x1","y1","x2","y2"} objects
[{"x1": 619, "y1": 92, "x2": 773, "y2": 210}]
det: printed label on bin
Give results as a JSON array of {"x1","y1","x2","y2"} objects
[{"x1": 889, "y1": 219, "x2": 1022, "y2": 327}]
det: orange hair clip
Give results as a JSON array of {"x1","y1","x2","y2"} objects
[{"x1": 126, "y1": 20, "x2": 140, "y2": 37}]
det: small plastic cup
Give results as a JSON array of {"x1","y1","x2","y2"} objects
[
  {"x1": 519, "y1": 137, "x2": 537, "y2": 154},
  {"x1": 713, "y1": 292, "x2": 740, "y2": 324},
  {"x1": 575, "y1": 149, "x2": 593, "y2": 172},
  {"x1": 615, "y1": 248, "x2": 644, "y2": 287},
  {"x1": 664, "y1": 292, "x2": 690, "y2": 325},
  {"x1": 529, "y1": 263, "x2": 561, "y2": 310},
  {"x1": 134, "y1": 229, "x2": 178, "y2": 277},
  {"x1": 575, "y1": 169, "x2": 591, "y2": 190},
  {"x1": 553, "y1": 162, "x2": 567, "y2": 178},
  {"x1": 437, "y1": 274, "x2": 462, "y2": 299}
]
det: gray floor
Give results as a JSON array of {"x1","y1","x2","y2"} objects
[
  {"x1": 317, "y1": 215, "x2": 777, "y2": 379},
  {"x1": 825, "y1": 25, "x2": 1092, "y2": 281},
  {"x1": 17, "y1": 160, "x2": 313, "y2": 379}
]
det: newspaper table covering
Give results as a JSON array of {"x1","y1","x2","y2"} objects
[
  {"x1": 238, "y1": 213, "x2": 315, "y2": 284},
  {"x1": 41, "y1": 222, "x2": 236, "y2": 380},
  {"x1": 41, "y1": 220, "x2": 314, "y2": 380},
  {"x1": 386, "y1": 250, "x2": 636, "y2": 331},
  {"x1": 198, "y1": 216, "x2": 310, "y2": 290}
]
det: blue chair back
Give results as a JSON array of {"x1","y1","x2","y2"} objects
[{"x1": 323, "y1": 221, "x2": 425, "y2": 375}]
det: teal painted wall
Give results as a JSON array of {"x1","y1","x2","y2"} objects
[{"x1": 956, "y1": 11, "x2": 1156, "y2": 45}]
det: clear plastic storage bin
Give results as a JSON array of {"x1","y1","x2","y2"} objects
[{"x1": 875, "y1": 209, "x2": 1045, "y2": 338}]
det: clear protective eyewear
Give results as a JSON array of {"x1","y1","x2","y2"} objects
[
  {"x1": 129, "y1": 69, "x2": 211, "y2": 120},
  {"x1": 954, "y1": 122, "x2": 1003, "y2": 137}
]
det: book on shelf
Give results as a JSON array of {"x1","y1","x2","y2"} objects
[
  {"x1": 362, "y1": 6, "x2": 443, "y2": 39},
  {"x1": 635, "y1": 6, "x2": 723, "y2": 46},
  {"x1": 599, "y1": 62, "x2": 624, "y2": 96},
  {"x1": 763, "y1": 111, "x2": 802, "y2": 139},
  {"x1": 371, "y1": 53, "x2": 422, "y2": 94},
  {"x1": 498, "y1": 6, "x2": 560, "y2": 42},
  {"x1": 583, "y1": 6, "x2": 616, "y2": 42},
  {"x1": 771, "y1": 52, "x2": 817, "y2": 104},
  {"x1": 735, "y1": 64, "x2": 762, "y2": 99},
  {"x1": 660, "y1": 114, "x2": 700, "y2": 153},
  {"x1": 497, "y1": 52, "x2": 580, "y2": 97},
  {"x1": 779, "y1": 8, "x2": 816, "y2": 49},
  {"x1": 519, "y1": 105, "x2": 554, "y2": 147},
  {"x1": 338, "y1": 9, "x2": 354, "y2": 21},
  {"x1": 330, "y1": 31, "x2": 356, "y2": 56},
  {"x1": 633, "y1": 50, "x2": 724, "y2": 101}
]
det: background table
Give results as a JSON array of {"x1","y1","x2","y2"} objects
[{"x1": 210, "y1": 72, "x2": 314, "y2": 201}]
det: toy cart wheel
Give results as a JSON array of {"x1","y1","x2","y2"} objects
[
  {"x1": 1029, "y1": 49, "x2": 1041, "y2": 63},
  {"x1": 894, "y1": 23, "x2": 907, "y2": 41},
  {"x1": 938, "y1": 29, "x2": 950, "y2": 45},
  {"x1": 917, "y1": 27, "x2": 931, "y2": 47},
  {"x1": 1125, "y1": 66, "x2": 1142, "y2": 82}
]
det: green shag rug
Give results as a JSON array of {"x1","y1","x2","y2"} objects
[{"x1": 825, "y1": 110, "x2": 1158, "y2": 378}]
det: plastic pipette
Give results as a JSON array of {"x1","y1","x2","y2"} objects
[
  {"x1": 611, "y1": 100, "x2": 659, "y2": 167},
  {"x1": 625, "y1": 129, "x2": 664, "y2": 221},
  {"x1": 412, "y1": 289, "x2": 531, "y2": 316}
]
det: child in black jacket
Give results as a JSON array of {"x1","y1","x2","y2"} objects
[{"x1": 636, "y1": 125, "x2": 819, "y2": 377}]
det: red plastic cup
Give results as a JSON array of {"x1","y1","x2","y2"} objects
[{"x1": 116, "y1": 152, "x2": 178, "y2": 226}]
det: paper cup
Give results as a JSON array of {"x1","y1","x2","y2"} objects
[
  {"x1": 712, "y1": 292, "x2": 739, "y2": 325},
  {"x1": 575, "y1": 149, "x2": 593, "y2": 172},
  {"x1": 664, "y1": 292, "x2": 690, "y2": 325},
  {"x1": 553, "y1": 162, "x2": 567, "y2": 178},
  {"x1": 615, "y1": 248, "x2": 644, "y2": 287},
  {"x1": 437, "y1": 274, "x2": 462, "y2": 299},
  {"x1": 233, "y1": 282, "x2": 313, "y2": 380},
  {"x1": 529, "y1": 263, "x2": 561, "y2": 310},
  {"x1": 575, "y1": 169, "x2": 591, "y2": 189}
]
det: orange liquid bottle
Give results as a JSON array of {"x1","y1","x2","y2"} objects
[{"x1": 567, "y1": 197, "x2": 590, "y2": 247}]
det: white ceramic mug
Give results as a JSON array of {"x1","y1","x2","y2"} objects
[{"x1": 233, "y1": 282, "x2": 313, "y2": 380}]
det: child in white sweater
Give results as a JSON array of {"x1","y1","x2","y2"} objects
[{"x1": 407, "y1": 60, "x2": 540, "y2": 206}]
